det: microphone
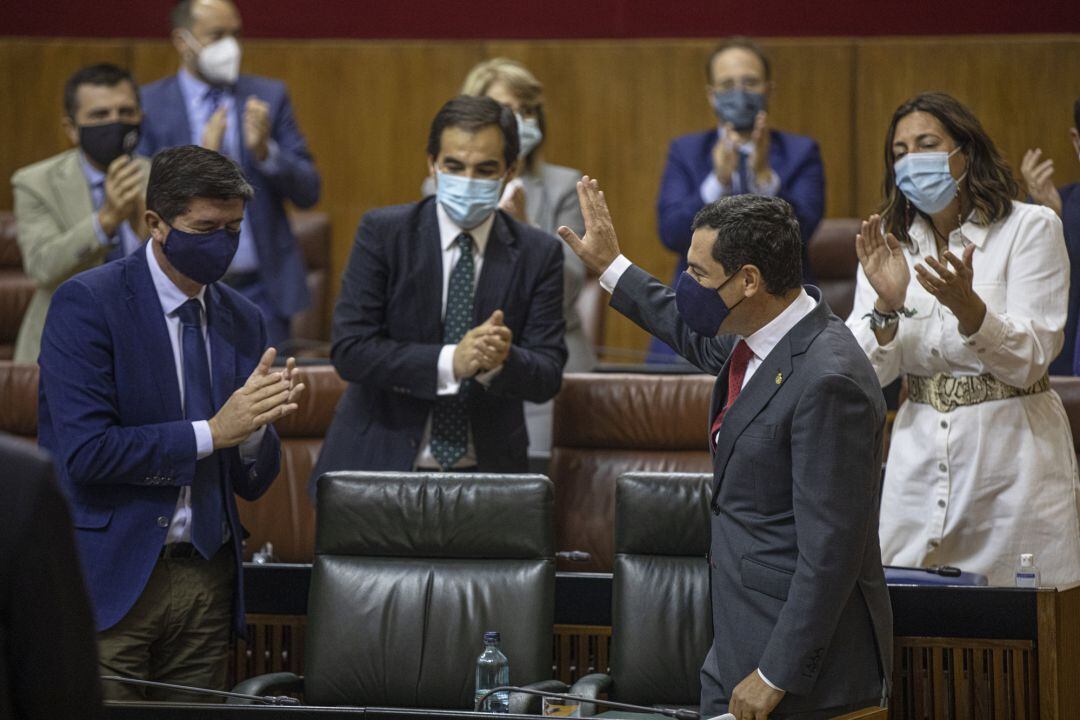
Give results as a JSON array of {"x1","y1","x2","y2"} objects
[
  {"x1": 101, "y1": 675, "x2": 300, "y2": 705},
  {"x1": 473, "y1": 685, "x2": 734, "y2": 720}
]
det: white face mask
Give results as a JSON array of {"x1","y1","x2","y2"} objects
[{"x1": 183, "y1": 30, "x2": 241, "y2": 86}]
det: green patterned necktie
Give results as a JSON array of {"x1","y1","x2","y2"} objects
[{"x1": 431, "y1": 233, "x2": 475, "y2": 470}]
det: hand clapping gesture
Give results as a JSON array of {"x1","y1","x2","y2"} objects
[{"x1": 855, "y1": 213, "x2": 910, "y2": 313}]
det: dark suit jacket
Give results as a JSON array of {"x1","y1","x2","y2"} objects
[
  {"x1": 658, "y1": 129, "x2": 825, "y2": 279},
  {"x1": 138, "y1": 73, "x2": 320, "y2": 317},
  {"x1": 311, "y1": 198, "x2": 566, "y2": 488},
  {"x1": 1056, "y1": 182, "x2": 1080, "y2": 375},
  {"x1": 611, "y1": 266, "x2": 892, "y2": 716},
  {"x1": 37, "y1": 244, "x2": 280, "y2": 634},
  {"x1": 0, "y1": 434, "x2": 103, "y2": 720}
]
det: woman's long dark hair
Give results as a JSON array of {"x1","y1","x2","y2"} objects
[{"x1": 878, "y1": 92, "x2": 1019, "y2": 249}]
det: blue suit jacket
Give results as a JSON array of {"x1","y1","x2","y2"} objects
[
  {"x1": 37, "y1": 244, "x2": 280, "y2": 633},
  {"x1": 138, "y1": 73, "x2": 320, "y2": 317},
  {"x1": 650, "y1": 128, "x2": 825, "y2": 361},
  {"x1": 309, "y1": 198, "x2": 567, "y2": 492},
  {"x1": 1057, "y1": 182, "x2": 1080, "y2": 375}
]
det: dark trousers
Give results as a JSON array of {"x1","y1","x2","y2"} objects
[{"x1": 97, "y1": 545, "x2": 234, "y2": 702}]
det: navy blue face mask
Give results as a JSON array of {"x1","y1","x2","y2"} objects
[
  {"x1": 161, "y1": 225, "x2": 240, "y2": 285},
  {"x1": 675, "y1": 269, "x2": 744, "y2": 337}
]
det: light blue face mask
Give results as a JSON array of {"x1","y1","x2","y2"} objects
[
  {"x1": 894, "y1": 147, "x2": 965, "y2": 214},
  {"x1": 435, "y1": 171, "x2": 504, "y2": 229},
  {"x1": 516, "y1": 114, "x2": 543, "y2": 157}
]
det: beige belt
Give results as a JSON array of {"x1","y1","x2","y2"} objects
[{"x1": 906, "y1": 372, "x2": 1049, "y2": 413}]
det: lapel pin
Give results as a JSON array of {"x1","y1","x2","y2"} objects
[{"x1": 775, "y1": 371, "x2": 783, "y2": 385}]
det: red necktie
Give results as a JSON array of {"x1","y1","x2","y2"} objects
[{"x1": 710, "y1": 340, "x2": 753, "y2": 450}]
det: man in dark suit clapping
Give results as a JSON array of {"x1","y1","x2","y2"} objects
[
  {"x1": 311, "y1": 95, "x2": 566, "y2": 486},
  {"x1": 560, "y1": 181, "x2": 891, "y2": 719}
]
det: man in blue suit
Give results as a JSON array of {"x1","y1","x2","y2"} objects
[
  {"x1": 138, "y1": 0, "x2": 321, "y2": 347},
  {"x1": 1021, "y1": 97, "x2": 1080, "y2": 375},
  {"x1": 310, "y1": 96, "x2": 566, "y2": 489},
  {"x1": 654, "y1": 37, "x2": 825, "y2": 361},
  {"x1": 38, "y1": 145, "x2": 305, "y2": 700}
]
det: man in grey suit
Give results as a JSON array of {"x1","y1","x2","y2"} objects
[
  {"x1": 12, "y1": 63, "x2": 148, "y2": 362},
  {"x1": 560, "y1": 179, "x2": 891, "y2": 719}
]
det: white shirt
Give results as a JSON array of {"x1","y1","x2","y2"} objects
[
  {"x1": 413, "y1": 204, "x2": 501, "y2": 469},
  {"x1": 847, "y1": 201, "x2": 1080, "y2": 586},
  {"x1": 600, "y1": 255, "x2": 814, "y2": 692},
  {"x1": 146, "y1": 244, "x2": 265, "y2": 544}
]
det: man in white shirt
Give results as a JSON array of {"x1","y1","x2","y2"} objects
[
  {"x1": 310, "y1": 95, "x2": 566, "y2": 488},
  {"x1": 560, "y1": 183, "x2": 892, "y2": 719}
]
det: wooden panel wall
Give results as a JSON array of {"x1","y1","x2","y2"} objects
[{"x1": 1, "y1": 36, "x2": 1077, "y2": 358}]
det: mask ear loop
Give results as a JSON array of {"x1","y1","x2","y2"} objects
[{"x1": 953, "y1": 147, "x2": 972, "y2": 248}]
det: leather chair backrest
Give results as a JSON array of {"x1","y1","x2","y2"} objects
[
  {"x1": 0, "y1": 212, "x2": 20, "y2": 270},
  {"x1": 550, "y1": 373, "x2": 714, "y2": 571},
  {"x1": 0, "y1": 211, "x2": 34, "y2": 356},
  {"x1": 288, "y1": 210, "x2": 331, "y2": 344},
  {"x1": 235, "y1": 363, "x2": 345, "y2": 562},
  {"x1": 305, "y1": 472, "x2": 555, "y2": 708},
  {"x1": 808, "y1": 218, "x2": 860, "y2": 320},
  {"x1": 1051, "y1": 376, "x2": 1080, "y2": 456},
  {"x1": 611, "y1": 472, "x2": 713, "y2": 706},
  {"x1": 0, "y1": 361, "x2": 39, "y2": 440}
]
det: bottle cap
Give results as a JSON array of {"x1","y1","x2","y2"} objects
[
  {"x1": 484, "y1": 631, "x2": 501, "y2": 643},
  {"x1": 1020, "y1": 553, "x2": 1035, "y2": 567}
]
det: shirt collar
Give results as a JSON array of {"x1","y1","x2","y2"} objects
[
  {"x1": 742, "y1": 288, "x2": 816, "y2": 362},
  {"x1": 910, "y1": 211, "x2": 990, "y2": 250},
  {"x1": 145, "y1": 240, "x2": 207, "y2": 317},
  {"x1": 78, "y1": 151, "x2": 106, "y2": 187},
  {"x1": 178, "y1": 66, "x2": 232, "y2": 108},
  {"x1": 435, "y1": 201, "x2": 494, "y2": 255}
]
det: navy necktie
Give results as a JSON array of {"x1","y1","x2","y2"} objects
[
  {"x1": 431, "y1": 233, "x2": 475, "y2": 470},
  {"x1": 177, "y1": 299, "x2": 225, "y2": 558},
  {"x1": 737, "y1": 151, "x2": 752, "y2": 194}
]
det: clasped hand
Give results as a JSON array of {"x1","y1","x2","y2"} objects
[
  {"x1": 208, "y1": 348, "x2": 306, "y2": 449},
  {"x1": 453, "y1": 310, "x2": 512, "y2": 380}
]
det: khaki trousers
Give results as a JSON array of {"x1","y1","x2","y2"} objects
[{"x1": 97, "y1": 545, "x2": 234, "y2": 702}]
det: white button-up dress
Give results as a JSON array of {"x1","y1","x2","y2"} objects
[{"x1": 847, "y1": 201, "x2": 1080, "y2": 586}]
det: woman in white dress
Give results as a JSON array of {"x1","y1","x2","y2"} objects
[{"x1": 847, "y1": 91, "x2": 1080, "y2": 586}]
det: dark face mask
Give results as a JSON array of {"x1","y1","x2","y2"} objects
[
  {"x1": 674, "y1": 269, "x2": 744, "y2": 337},
  {"x1": 78, "y1": 121, "x2": 141, "y2": 168},
  {"x1": 710, "y1": 89, "x2": 767, "y2": 133},
  {"x1": 161, "y1": 225, "x2": 240, "y2": 285}
]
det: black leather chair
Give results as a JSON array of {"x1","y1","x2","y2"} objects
[
  {"x1": 573, "y1": 472, "x2": 714, "y2": 713},
  {"x1": 234, "y1": 472, "x2": 563, "y2": 710}
]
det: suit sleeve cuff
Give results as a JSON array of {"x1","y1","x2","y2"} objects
[
  {"x1": 192, "y1": 421, "x2": 214, "y2": 459},
  {"x1": 253, "y1": 139, "x2": 282, "y2": 175},
  {"x1": 599, "y1": 254, "x2": 633, "y2": 294},
  {"x1": 238, "y1": 424, "x2": 267, "y2": 463},
  {"x1": 92, "y1": 211, "x2": 118, "y2": 245},
  {"x1": 700, "y1": 172, "x2": 725, "y2": 204},
  {"x1": 437, "y1": 344, "x2": 461, "y2": 395},
  {"x1": 757, "y1": 668, "x2": 783, "y2": 692}
]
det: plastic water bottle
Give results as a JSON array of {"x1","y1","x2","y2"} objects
[
  {"x1": 474, "y1": 631, "x2": 510, "y2": 713},
  {"x1": 1015, "y1": 553, "x2": 1041, "y2": 588}
]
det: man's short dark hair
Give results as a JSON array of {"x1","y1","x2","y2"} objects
[
  {"x1": 705, "y1": 36, "x2": 772, "y2": 84},
  {"x1": 63, "y1": 63, "x2": 139, "y2": 120},
  {"x1": 426, "y1": 95, "x2": 520, "y2": 168},
  {"x1": 146, "y1": 145, "x2": 254, "y2": 224},
  {"x1": 691, "y1": 195, "x2": 802, "y2": 295}
]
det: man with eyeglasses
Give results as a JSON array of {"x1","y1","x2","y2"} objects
[{"x1": 653, "y1": 36, "x2": 825, "y2": 362}]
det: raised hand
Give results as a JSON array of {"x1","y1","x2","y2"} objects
[
  {"x1": 453, "y1": 311, "x2": 513, "y2": 380},
  {"x1": 1020, "y1": 148, "x2": 1062, "y2": 216},
  {"x1": 499, "y1": 182, "x2": 528, "y2": 223},
  {"x1": 208, "y1": 348, "x2": 305, "y2": 448},
  {"x1": 201, "y1": 106, "x2": 228, "y2": 152},
  {"x1": 855, "y1": 213, "x2": 910, "y2": 312},
  {"x1": 748, "y1": 111, "x2": 773, "y2": 186},
  {"x1": 915, "y1": 245, "x2": 987, "y2": 336},
  {"x1": 99, "y1": 156, "x2": 143, "y2": 237},
  {"x1": 557, "y1": 176, "x2": 622, "y2": 275},
  {"x1": 243, "y1": 96, "x2": 271, "y2": 161},
  {"x1": 712, "y1": 122, "x2": 738, "y2": 185}
]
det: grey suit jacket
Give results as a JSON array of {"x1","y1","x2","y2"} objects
[
  {"x1": 611, "y1": 265, "x2": 892, "y2": 717},
  {"x1": 11, "y1": 149, "x2": 149, "y2": 363}
]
